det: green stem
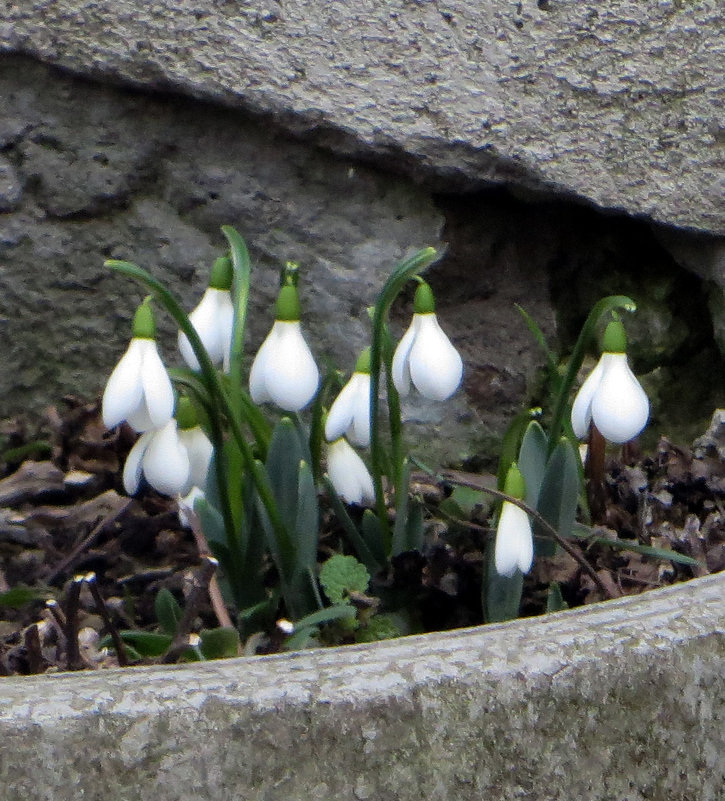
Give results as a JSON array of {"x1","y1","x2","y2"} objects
[{"x1": 369, "y1": 247, "x2": 437, "y2": 556}]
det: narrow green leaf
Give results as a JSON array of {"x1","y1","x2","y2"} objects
[
  {"x1": 199, "y1": 627, "x2": 241, "y2": 659},
  {"x1": 266, "y1": 418, "x2": 305, "y2": 535},
  {"x1": 535, "y1": 437, "x2": 580, "y2": 556},
  {"x1": 324, "y1": 476, "x2": 382, "y2": 575},
  {"x1": 116, "y1": 630, "x2": 173, "y2": 658},
  {"x1": 516, "y1": 304, "x2": 559, "y2": 375},
  {"x1": 484, "y1": 544, "x2": 524, "y2": 623},
  {"x1": 518, "y1": 420, "x2": 549, "y2": 507},
  {"x1": 292, "y1": 603, "x2": 357, "y2": 630},
  {"x1": 154, "y1": 588, "x2": 183, "y2": 637},
  {"x1": 588, "y1": 536, "x2": 704, "y2": 566},
  {"x1": 0, "y1": 585, "x2": 53, "y2": 609},
  {"x1": 497, "y1": 408, "x2": 542, "y2": 491},
  {"x1": 361, "y1": 509, "x2": 387, "y2": 566},
  {"x1": 546, "y1": 581, "x2": 569, "y2": 613}
]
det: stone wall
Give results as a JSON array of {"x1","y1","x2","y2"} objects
[{"x1": 0, "y1": 2, "x2": 724, "y2": 461}]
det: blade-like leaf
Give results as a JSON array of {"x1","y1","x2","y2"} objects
[
  {"x1": 324, "y1": 476, "x2": 382, "y2": 575},
  {"x1": 199, "y1": 627, "x2": 241, "y2": 660},
  {"x1": 535, "y1": 437, "x2": 580, "y2": 556},
  {"x1": 154, "y1": 588, "x2": 183, "y2": 637},
  {"x1": 361, "y1": 509, "x2": 387, "y2": 566},
  {"x1": 518, "y1": 420, "x2": 549, "y2": 507},
  {"x1": 484, "y1": 544, "x2": 523, "y2": 623},
  {"x1": 546, "y1": 581, "x2": 569, "y2": 613}
]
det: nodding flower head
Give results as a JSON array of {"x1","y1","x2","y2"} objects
[
  {"x1": 249, "y1": 273, "x2": 319, "y2": 411},
  {"x1": 102, "y1": 297, "x2": 175, "y2": 432},
  {"x1": 325, "y1": 348, "x2": 372, "y2": 447},
  {"x1": 571, "y1": 320, "x2": 649, "y2": 444},
  {"x1": 123, "y1": 397, "x2": 213, "y2": 498},
  {"x1": 326, "y1": 437, "x2": 375, "y2": 506},
  {"x1": 392, "y1": 282, "x2": 463, "y2": 402},
  {"x1": 494, "y1": 463, "x2": 534, "y2": 578},
  {"x1": 178, "y1": 256, "x2": 234, "y2": 372}
]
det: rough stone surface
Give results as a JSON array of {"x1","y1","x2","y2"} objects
[
  {"x1": 2, "y1": 0, "x2": 723, "y2": 234},
  {"x1": 1, "y1": 573, "x2": 724, "y2": 801}
]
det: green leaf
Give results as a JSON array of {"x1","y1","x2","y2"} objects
[
  {"x1": 196, "y1": 496, "x2": 226, "y2": 548},
  {"x1": 546, "y1": 581, "x2": 569, "y2": 613},
  {"x1": 291, "y1": 603, "x2": 358, "y2": 631},
  {"x1": 0, "y1": 585, "x2": 53, "y2": 609},
  {"x1": 497, "y1": 408, "x2": 542, "y2": 491},
  {"x1": 535, "y1": 437, "x2": 580, "y2": 556},
  {"x1": 518, "y1": 420, "x2": 549, "y2": 506},
  {"x1": 484, "y1": 544, "x2": 523, "y2": 623},
  {"x1": 361, "y1": 509, "x2": 387, "y2": 565},
  {"x1": 116, "y1": 631, "x2": 173, "y2": 658},
  {"x1": 589, "y1": 536, "x2": 704, "y2": 566},
  {"x1": 516, "y1": 304, "x2": 560, "y2": 376},
  {"x1": 319, "y1": 554, "x2": 370, "y2": 605},
  {"x1": 154, "y1": 588, "x2": 183, "y2": 637},
  {"x1": 448, "y1": 485, "x2": 485, "y2": 519},
  {"x1": 324, "y1": 476, "x2": 382, "y2": 575},
  {"x1": 266, "y1": 418, "x2": 305, "y2": 536},
  {"x1": 199, "y1": 627, "x2": 241, "y2": 660},
  {"x1": 355, "y1": 614, "x2": 402, "y2": 643}
]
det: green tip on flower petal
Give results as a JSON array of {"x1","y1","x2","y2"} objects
[
  {"x1": 354, "y1": 347, "x2": 371, "y2": 374},
  {"x1": 175, "y1": 396, "x2": 198, "y2": 430},
  {"x1": 413, "y1": 282, "x2": 436, "y2": 314},
  {"x1": 132, "y1": 296, "x2": 156, "y2": 339},
  {"x1": 209, "y1": 256, "x2": 233, "y2": 290},
  {"x1": 503, "y1": 462, "x2": 526, "y2": 500},
  {"x1": 275, "y1": 285, "x2": 301, "y2": 321},
  {"x1": 602, "y1": 320, "x2": 627, "y2": 354}
]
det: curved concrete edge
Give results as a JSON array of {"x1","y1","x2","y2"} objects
[{"x1": 1, "y1": 573, "x2": 724, "y2": 801}]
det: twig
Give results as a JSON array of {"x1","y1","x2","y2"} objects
[
  {"x1": 439, "y1": 470, "x2": 617, "y2": 601},
  {"x1": 46, "y1": 498, "x2": 133, "y2": 584},
  {"x1": 64, "y1": 575, "x2": 85, "y2": 671},
  {"x1": 24, "y1": 623, "x2": 45, "y2": 674},
  {"x1": 84, "y1": 572, "x2": 129, "y2": 667},
  {"x1": 161, "y1": 556, "x2": 219, "y2": 664},
  {"x1": 183, "y1": 503, "x2": 234, "y2": 630}
]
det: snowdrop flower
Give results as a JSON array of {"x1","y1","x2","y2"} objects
[
  {"x1": 123, "y1": 398, "x2": 213, "y2": 497},
  {"x1": 103, "y1": 297, "x2": 175, "y2": 432},
  {"x1": 325, "y1": 348, "x2": 372, "y2": 447},
  {"x1": 178, "y1": 485, "x2": 206, "y2": 529},
  {"x1": 249, "y1": 274, "x2": 319, "y2": 411},
  {"x1": 327, "y1": 437, "x2": 375, "y2": 506},
  {"x1": 494, "y1": 463, "x2": 534, "y2": 577},
  {"x1": 571, "y1": 320, "x2": 649, "y2": 444},
  {"x1": 392, "y1": 281, "x2": 463, "y2": 401},
  {"x1": 178, "y1": 256, "x2": 235, "y2": 372}
]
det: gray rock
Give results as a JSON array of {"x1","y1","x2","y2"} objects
[
  {"x1": 1, "y1": 572, "x2": 724, "y2": 801},
  {"x1": 2, "y1": 0, "x2": 723, "y2": 234},
  {"x1": 0, "y1": 156, "x2": 22, "y2": 211}
]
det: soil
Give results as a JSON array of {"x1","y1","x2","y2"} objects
[{"x1": 1, "y1": 398, "x2": 723, "y2": 676}]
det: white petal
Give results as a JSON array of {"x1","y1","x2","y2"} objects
[
  {"x1": 178, "y1": 486, "x2": 205, "y2": 529},
  {"x1": 591, "y1": 353, "x2": 650, "y2": 444},
  {"x1": 325, "y1": 372, "x2": 368, "y2": 444},
  {"x1": 126, "y1": 403, "x2": 154, "y2": 433},
  {"x1": 326, "y1": 438, "x2": 375, "y2": 505},
  {"x1": 178, "y1": 427, "x2": 214, "y2": 490},
  {"x1": 122, "y1": 431, "x2": 153, "y2": 495},
  {"x1": 249, "y1": 326, "x2": 277, "y2": 404},
  {"x1": 570, "y1": 357, "x2": 606, "y2": 439},
  {"x1": 179, "y1": 288, "x2": 233, "y2": 370},
  {"x1": 391, "y1": 316, "x2": 419, "y2": 397},
  {"x1": 139, "y1": 340, "x2": 175, "y2": 428},
  {"x1": 408, "y1": 314, "x2": 463, "y2": 401},
  {"x1": 494, "y1": 501, "x2": 533, "y2": 577},
  {"x1": 349, "y1": 373, "x2": 372, "y2": 447},
  {"x1": 142, "y1": 421, "x2": 191, "y2": 496},
  {"x1": 102, "y1": 339, "x2": 144, "y2": 429},
  {"x1": 259, "y1": 321, "x2": 319, "y2": 411}
]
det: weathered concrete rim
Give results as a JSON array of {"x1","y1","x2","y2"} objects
[
  {"x1": 2, "y1": 572, "x2": 724, "y2": 801},
  {"x1": 3, "y1": 570, "x2": 724, "y2": 714}
]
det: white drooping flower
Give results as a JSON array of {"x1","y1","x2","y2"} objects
[
  {"x1": 325, "y1": 348, "x2": 371, "y2": 447},
  {"x1": 392, "y1": 281, "x2": 463, "y2": 402},
  {"x1": 178, "y1": 257, "x2": 235, "y2": 372},
  {"x1": 249, "y1": 280, "x2": 319, "y2": 412},
  {"x1": 123, "y1": 399, "x2": 213, "y2": 497},
  {"x1": 326, "y1": 437, "x2": 375, "y2": 506},
  {"x1": 494, "y1": 464, "x2": 534, "y2": 578},
  {"x1": 102, "y1": 298, "x2": 175, "y2": 432},
  {"x1": 571, "y1": 320, "x2": 649, "y2": 444}
]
